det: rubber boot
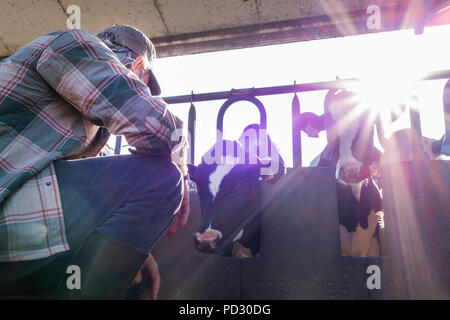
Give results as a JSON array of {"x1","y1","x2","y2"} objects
[{"x1": 54, "y1": 230, "x2": 147, "y2": 300}]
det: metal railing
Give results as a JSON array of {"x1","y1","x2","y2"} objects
[{"x1": 115, "y1": 69, "x2": 450, "y2": 167}]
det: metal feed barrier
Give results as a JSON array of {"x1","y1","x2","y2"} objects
[
  {"x1": 142, "y1": 71, "x2": 450, "y2": 299},
  {"x1": 153, "y1": 162, "x2": 450, "y2": 299}
]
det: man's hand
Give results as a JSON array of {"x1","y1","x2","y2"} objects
[
  {"x1": 166, "y1": 179, "x2": 190, "y2": 237},
  {"x1": 133, "y1": 253, "x2": 160, "y2": 300}
]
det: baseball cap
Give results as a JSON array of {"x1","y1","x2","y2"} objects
[{"x1": 97, "y1": 25, "x2": 161, "y2": 96}]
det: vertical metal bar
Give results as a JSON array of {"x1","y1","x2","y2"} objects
[
  {"x1": 216, "y1": 96, "x2": 267, "y2": 142},
  {"x1": 292, "y1": 91, "x2": 302, "y2": 168},
  {"x1": 114, "y1": 135, "x2": 122, "y2": 155},
  {"x1": 188, "y1": 101, "x2": 196, "y2": 164},
  {"x1": 409, "y1": 93, "x2": 424, "y2": 162},
  {"x1": 441, "y1": 79, "x2": 450, "y2": 155}
]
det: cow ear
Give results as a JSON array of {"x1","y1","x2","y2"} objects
[{"x1": 187, "y1": 164, "x2": 197, "y2": 182}]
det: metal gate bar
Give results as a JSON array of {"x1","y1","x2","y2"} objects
[
  {"x1": 115, "y1": 69, "x2": 450, "y2": 167},
  {"x1": 162, "y1": 69, "x2": 450, "y2": 105}
]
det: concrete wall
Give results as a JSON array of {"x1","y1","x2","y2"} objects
[{"x1": 0, "y1": 0, "x2": 443, "y2": 59}]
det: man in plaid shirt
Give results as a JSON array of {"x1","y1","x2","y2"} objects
[{"x1": 0, "y1": 25, "x2": 190, "y2": 299}]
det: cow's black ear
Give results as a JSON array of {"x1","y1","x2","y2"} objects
[
  {"x1": 187, "y1": 164, "x2": 197, "y2": 182},
  {"x1": 247, "y1": 163, "x2": 263, "y2": 182}
]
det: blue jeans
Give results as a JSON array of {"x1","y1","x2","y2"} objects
[
  {"x1": 56, "y1": 154, "x2": 183, "y2": 253},
  {"x1": 0, "y1": 154, "x2": 183, "y2": 296}
]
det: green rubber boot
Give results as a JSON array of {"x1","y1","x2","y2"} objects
[{"x1": 54, "y1": 231, "x2": 147, "y2": 300}]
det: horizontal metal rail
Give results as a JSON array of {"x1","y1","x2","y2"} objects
[{"x1": 162, "y1": 69, "x2": 450, "y2": 105}]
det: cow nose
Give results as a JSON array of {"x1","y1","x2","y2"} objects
[
  {"x1": 338, "y1": 163, "x2": 363, "y2": 183},
  {"x1": 359, "y1": 165, "x2": 371, "y2": 180},
  {"x1": 194, "y1": 228, "x2": 223, "y2": 253}
]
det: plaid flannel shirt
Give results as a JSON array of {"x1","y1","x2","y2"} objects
[{"x1": 0, "y1": 29, "x2": 186, "y2": 262}]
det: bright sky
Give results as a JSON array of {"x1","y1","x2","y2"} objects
[{"x1": 113, "y1": 24, "x2": 450, "y2": 167}]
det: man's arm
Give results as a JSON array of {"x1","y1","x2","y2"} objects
[
  {"x1": 36, "y1": 29, "x2": 189, "y2": 235},
  {"x1": 36, "y1": 29, "x2": 185, "y2": 159}
]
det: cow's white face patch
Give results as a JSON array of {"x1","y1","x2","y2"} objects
[
  {"x1": 328, "y1": 92, "x2": 362, "y2": 182},
  {"x1": 350, "y1": 180, "x2": 365, "y2": 201},
  {"x1": 333, "y1": 111, "x2": 360, "y2": 167},
  {"x1": 208, "y1": 156, "x2": 239, "y2": 199}
]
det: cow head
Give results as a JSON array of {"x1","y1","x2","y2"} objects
[
  {"x1": 188, "y1": 125, "x2": 285, "y2": 254},
  {"x1": 324, "y1": 89, "x2": 380, "y2": 184}
]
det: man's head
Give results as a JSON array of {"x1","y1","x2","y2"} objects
[{"x1": 97, "y1": 25, "x2": 161, "y2": 96}]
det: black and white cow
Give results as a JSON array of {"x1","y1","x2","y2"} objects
[
  {"x1": 302, "y1": 89, "x2": 386, "y2": 257},
  {"x1": 188, "y1": 124, "x2": 286, "y2": 256},
  {"x1": 315, "y1": 87, "x2": 450, "y2": 256}
]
